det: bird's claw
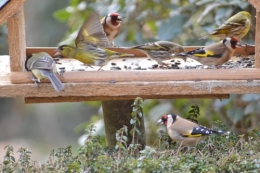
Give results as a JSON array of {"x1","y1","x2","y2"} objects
[
  {"x1": 29, "y1": 75, "x2": 40, "y2": 87},
  {"x1": 58, "y1": 67, "x2": 66, "y2": 77}
]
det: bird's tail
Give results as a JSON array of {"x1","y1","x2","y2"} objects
[
  {"x1": 41, "y1": 70, "x2": 64, "y2": 92},
  {"x1": 212, "y1": 129, "x2": 230, "y2": 135}
]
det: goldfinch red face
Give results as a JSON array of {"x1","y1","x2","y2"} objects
[
  {"x1": 157, "y1": 114, "x2": 177, "y2": 128},
  {"x1": 108, "y1": 13, "x2": 122, "y2": 26},
  {"x1": 223, "y1": 37, "x2": 242, "y2": 50}
]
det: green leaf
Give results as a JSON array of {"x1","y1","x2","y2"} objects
[
  {"x1": 244, "y1": 103, "x2": 256, "y2": 115},
  {"x1": 132, "y1": 107, "x2": 138, "y2": 112},
  {"x1": 241, "y1": 94, "x2": 260, "y2": 102},
  {"x1": 136, "y1": 129, "x2": 141, "y2": 136},
  {"x1": 53, "y1": 9, "x2": 72, "y2": 22},
  {"x1": 122, "y1": 136, "x2": 128, "y2": 141},
  {"x1": 227, "y1": 107, "x2": 245, "y2": 123},
  {"x1": 138, "y1": 112, "x2": 143, "y2": 118},
  {"x1": 130, "y1": 119, "x2": 136, "y2": 124},
  {"x1": 158, "y1": 15, "x2": 185, "y2": 40}
]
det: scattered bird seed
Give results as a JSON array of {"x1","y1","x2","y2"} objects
[
  {"x1": 111, "y1": 62, "x2": 117, "y2": 65},
  {"x1": 110, "y1": 67, "x2": 121, "y2": 70}
]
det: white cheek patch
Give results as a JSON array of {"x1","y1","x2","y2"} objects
[
  {"x1": 224, "y1": 38, "x2": 232, "y2": 51},
  {"x1": 167, "y1": 115, "x2": 174, "y2": 128}
]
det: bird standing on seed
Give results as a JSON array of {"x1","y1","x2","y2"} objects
[
  {"x1": 173, "y1": 37, "x2": 243, "y2": 68},
  {"x1": 157, "y1": 114, "x2": 229, "y2": 146},
  {"x1": 101, "y1": 13, "x2": 122, "y2": 46},
  {"x1": 127, "y1": 41, "x2": 185, "y2": 66},
  {"x1": 25, "y1": 52, "x2": 64, "y2": 92},
  {"x1": 55, "y1": 11, "x2": 133, "y2": 70},
  {"x1": 200, "y1": 11, "x2": 252, "y2": 41}
]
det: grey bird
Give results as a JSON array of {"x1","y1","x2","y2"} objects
[{"x1": 25, "y1": 52, "x2": 64, "y2": 92}]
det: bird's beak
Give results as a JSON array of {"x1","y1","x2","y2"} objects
[
  {"x1": 157, "y1": 119, "x2": 163, "y2": 125},
  {"x1": 116, "y1": 17, "x2": 122, "y2": 22},
  {"x1": 236, "y1": 42, "x2": 245, "y2": 48},
  {"x1": 54, "y1": 49, "x2": 61, "y2": 57}
]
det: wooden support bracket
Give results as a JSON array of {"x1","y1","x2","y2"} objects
[{"x1": 8, "y1": 6, "x2": 26, "y2": 72}]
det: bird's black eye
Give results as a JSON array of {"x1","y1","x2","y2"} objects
[{"x1": 222, "y1": 38, "x2": 227, "y2": 44}]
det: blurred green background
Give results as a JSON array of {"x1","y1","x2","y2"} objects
[{"x1": 0, "y1": 0, "x2": 259, "y2": 162}]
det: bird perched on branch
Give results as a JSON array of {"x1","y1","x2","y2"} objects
[
  {"x1": 200, "y1": 11, "x2": 252, "y2": 41},
  {"x1": 173, "y1": 37, "x2": 242, "y2": 67},
  {"x1": 55, "y1": 11, "x2": 133, "y2": 70},
  {"x1": 101, "y1": 13, "x2": 122, "y2": 46},
  {"x1": 127, "y1": 41, "x2": 185, "y2": 66},
  {"x1": 25, "y1": 52, "x2": 64, "y2": 92},
  {"x1": 157, "y1": 114, "x2": 229, "y2": 146}
]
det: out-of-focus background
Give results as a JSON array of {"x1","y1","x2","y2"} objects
[{"x1": 0, "y1": 0, "x2": 259, "y2": 162}]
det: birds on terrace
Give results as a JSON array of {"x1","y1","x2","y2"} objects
[
  {"x1": 26, "y1": 10, "x2": 251, "y2": 92},
  {"x1": 25, "y1": 52, "x2": 64, "y2": 92},
  {"x1": 157, "y1": 114, "x2": 229, "y2": 146},
  {"x1": 55, "y1": 11, "x2": 133, "y2": 70}
]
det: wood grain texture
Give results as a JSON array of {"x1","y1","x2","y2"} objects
[
  {"x1": 10, "y1": 69, "x2": 260, "y2": 84},
  {"x1": 255, "y1": 11, "x2": 260, "y2": 68},
  {"x1": 7, "y1": 6, "x2": 26, "y2": 72},
  {"x1": 24, "y1": 94, "x2": 230, "y2": 104},
  {"x1": 0, "y1": 0, "x2": 26, "y2": 26},
  {"x1": 1, "y1": 80, "x2": 260, "y2": 99},
  {"x1": 26, "y1": 45, "x2": 255, "y2": 57},
  {"x1": 248, "y1": 0, "x2": 260, "y2": 10}
]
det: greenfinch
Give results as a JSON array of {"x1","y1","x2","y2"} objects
[
  {"x1": 55, "y1": 11, "x2": 133, "y2": 70},
  {"x1": 173, "y1": 37, "x2": 242, "y2": 67},
  {"x1": 25, "y1": 52, "x2": 64, "y2": 92},
  {"x1": 157, "y1": 114, "x2": 229, "y2": 146},
  {"x1": 201, "y1": 11, "x2": 252, "y2": 40},
  {"x1": 127, "y1": 41, "x2": 185, "y2": 66}
]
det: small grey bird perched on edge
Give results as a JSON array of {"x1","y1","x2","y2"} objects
[{"x1": 25, "y1": 52, "x2": 64, "y2": 92}]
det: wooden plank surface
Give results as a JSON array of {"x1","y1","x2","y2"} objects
[
  {"x1": 1, "y1": 79, "x2": 260, "y2": 99},
  {"x1": 26, "y1": 45, "x2": 255, "y2": 57},
  {"x1": 248, "y1": 0, "x2": 260, "y2": 10},
  {"x1": 8, "y1": 6, "x2": 26, "y2": 72},
  {"x1": 24, "y1": 94, "x2": 230, "y2": 104},
  {"x1": 10, "y1": 69, "x2": 260, "y2": 84},
  {"x1": 255, "y1": 11, "x2": 260, "y2": 68},
  {"x1": 0, "y1": 0, "x2": 26, "y2": 26}
]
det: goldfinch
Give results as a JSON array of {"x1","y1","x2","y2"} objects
[
  {"x1": 55, "y1": 11, "x2": 133, "y2": 70},
  {"x1": 200, "y1": 11, "x2": 252, "y2": 40},
  {"x1": 101, "y1": 13, "x2": 122, "y2": 45},
  {"x1": 157, "y1": 114, "x2": 229, "y2": 146},
  {"x1": 173, "y1": 37, "x2": 242, "y2": 67},
  {"x1": 128, "y1": 41, "x2": 185, "y2": 66},
  {"x1": 25, "y1": 52, "x2": 64, "y2": 92}
]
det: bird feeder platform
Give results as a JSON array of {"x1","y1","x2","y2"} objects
[{"x1": 1, "y1": 1, "x2": 260, "y2": 104}]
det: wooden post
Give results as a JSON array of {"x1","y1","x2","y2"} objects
[
  {"x1": 102, "y1": 100, "x2": 145, "y2": 148},
  {"x1": 255, "y1": 10, "x2": 260, "y2": 68},
  {"x1": 7, "y1": 6, "x2": 26, "y2": 72}
]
